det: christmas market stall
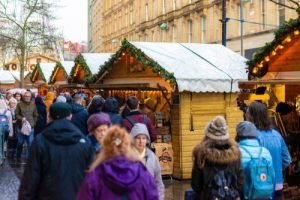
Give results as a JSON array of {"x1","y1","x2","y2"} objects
[
  {"x1": 30, "y1": 62, "x2": 56, "y2": 95},
  {"x1": 91, "y1": 40, "x2": 248, "y2": 179},
  {"x1": 239, "y1": 16, "x2": 300, "y2": 187},
  {"x1": 48, "y1": 61, "x2": 74, "y2": 92},
  {"x1": 0, "y1": 70, "x2": 16, "y2": 90},
  {"x1": 9, "y1": 71, "x2": 31, "y2": 89}
]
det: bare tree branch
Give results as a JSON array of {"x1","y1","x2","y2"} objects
[
  {"x1": 0, "y1": 0, "x2": 59, "y2": 87},
  {"x1": 269, "y1": 0, "x2": 298, "y2": 10}
]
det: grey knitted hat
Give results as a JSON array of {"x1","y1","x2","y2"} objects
[
  {"x1": 236, "y1": 121, "x2": 257, "y2": 138},
  {"x1": 205, "y1": 116, "x2": 229, "y2": 140},
  {"x1": 56, "y1": 95, "x2": 67, "y2": 103},
  {"x1": 130, "y1": 123, "x2": 150, "y2": 141}
]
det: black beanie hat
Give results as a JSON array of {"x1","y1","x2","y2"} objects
[{"x1": 50, "y1": 102, "x2": 72, "y2": 120}]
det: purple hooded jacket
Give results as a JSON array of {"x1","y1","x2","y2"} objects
[{"x1": 77, "y1": 155, "x2": 159, "y2": 200}]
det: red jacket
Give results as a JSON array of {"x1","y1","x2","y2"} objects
[{"x1": 122, "y1": 111, "x2": 157, "y2": 142}]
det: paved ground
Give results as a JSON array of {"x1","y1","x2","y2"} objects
[
  {"x1": 0, "y1": 158, "x2": 190, "y2": 200},
  {"x1": 0, "y1": 159, "x2": 24, "y2": 200}
]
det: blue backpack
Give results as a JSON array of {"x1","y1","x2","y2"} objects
[
  {"x1": 0, "y1": 110, "x2": 9, "y2": 136},
  {"x1": 241, "y1": 146, "x2": 275, "y2": 200}
]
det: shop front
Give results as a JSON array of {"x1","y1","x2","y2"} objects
[
  {"x1": 240, "y1": 16, "x2": 300, "y2": 187},
  {"x1": 91, "y1": 40, "x2": 247, "y2": 179},
  {"x1": 48, "y1": 61, "x2": 74, "y2": 94},
  {"x1": 30, "y1": 62, "x2": 56, "y2": 96},
  {"x1": 61, "y1": 53, "x2": 113, "y2": 99}
]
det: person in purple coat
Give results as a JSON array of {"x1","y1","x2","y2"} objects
[{"x1": 77, "y1": 126, "x2": 159, "y2": 200}]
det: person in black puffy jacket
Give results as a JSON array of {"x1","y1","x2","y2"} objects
[{"x1": 19, "y1": 102, "x2": 94, "y2": 200}]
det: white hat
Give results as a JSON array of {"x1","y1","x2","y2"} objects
[{"x1": 130, "y1": 123, "x2": 150, "y2": 141}]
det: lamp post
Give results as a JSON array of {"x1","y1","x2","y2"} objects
[
  {"x1": 221, "y1": 0, "x2": 228, "y2": 46},
  {"x1": 240, "y1": 0, "x2": 244, "y2": 56}
]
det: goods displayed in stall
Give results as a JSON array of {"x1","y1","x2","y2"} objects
[{"x1": 240, "y1": 16, "x2": 300, "y2": 188}]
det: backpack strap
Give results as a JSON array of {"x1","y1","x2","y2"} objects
[
  {"x1": 125, "y1": 116, "x2": 136, "y2": 126},
  {"x1": 240, "y1": 146, "x2": 263, "y2": 159}
]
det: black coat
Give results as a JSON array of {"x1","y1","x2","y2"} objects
[
  {"x1": 18, "y1": 119, "x2": 94, "y2": 200},
  {"x1": 71, "y1": 103, "x2": 89, "y2": 135},
  {"x1": 34, "y1": 96, "x2": 47, "y2": 135},
  {"x1": 191, "y1": 138, "x2": 244, "y2": 200}
]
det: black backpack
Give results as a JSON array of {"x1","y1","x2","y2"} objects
[{"x1": 205, "y1": 166, "x2": 240, "y2": 200}]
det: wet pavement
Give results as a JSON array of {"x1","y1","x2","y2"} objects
[{"x1": 0, "y1": 158, "x2": 190, "y2": 200}]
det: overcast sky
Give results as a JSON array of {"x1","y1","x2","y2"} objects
[{"x1": 56, "y1": 0, "x2": 87, "y2": 42}]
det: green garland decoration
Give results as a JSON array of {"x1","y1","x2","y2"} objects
[
  {"x1": 49, "y1": 62, "x2": 70, "y2": 84},
  {"x1": 247, "y1": 14, "x2": 300, "y2": 78},
  {"x1": 30, "y1": 63, "x2": 47, "y2": 83},
  {"x1": 68, "y1": 54, "x2": 92, "y2": 83},
  {"x1": 92, "y1": 39, "x2": 176, "y2": 85}
]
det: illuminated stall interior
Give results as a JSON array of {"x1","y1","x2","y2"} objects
[
  {"x1": 240, "y1": 17, "x2": 300, "y2": 186},
  {"x1": 91, "y1": 40, "x2": 248, "y2": 179},
  {"x1": 30, "y1": 62, "x2": 56, "y2": 95}
]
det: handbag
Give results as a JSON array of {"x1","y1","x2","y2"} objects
[{"x1": 21, "y1": 120, "x2": 32, "y2": 136}]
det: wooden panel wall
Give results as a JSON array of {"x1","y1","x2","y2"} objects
[
  {"x1": 172, "y1": 92, "x2": 243, "y2": 179},
  {"x1": 269, "y1": 38, "x2": 300, "y2": 72}
]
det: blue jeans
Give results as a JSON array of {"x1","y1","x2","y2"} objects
[{"x1": 17, "y1": 128, "x2": 34, "y2": 160}]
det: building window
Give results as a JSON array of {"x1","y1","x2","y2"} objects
[
  {"x1": 163, "y1": 0, "x2": 166, "y2": 14},
  {"x1": 162, "y1": 30, "x2": 167, "y2": 42},
  {"x1": 172, "y1": 26, "x2": 177, "y2": 42},
  {"x1": 189, "y1": 0, "x2": 193, "y2": 3},
  {"x1": 125, "y1": 7, "x2": 128, "y2": 27},
  {"x1": 130, "y1": 4, "x2": 133, "y2": 25},
  {"x1": 201, "y1": 16, "x2": 206, "y2": 43},
  {"x1": 152, "y1": 31, "x2": 155, "y2": 41},
  {"x1": 260, "y1": 0, "x2": 265, "y2": 30},
  {"x1": 278, "y1": 0, "x2": 285, "y2": 25},
  {"x1": 173, "y1": 0, "x2": 176, "y2": 10},
  {"x1": 146, "y1": 3, "x2": 149, "y2": 21},
  {"x1": 188, "y1": 20, "x2": 192, "y2": 43}
]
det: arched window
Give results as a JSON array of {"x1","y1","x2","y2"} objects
[{"x1": 188, "y1": 20, "x2": 193, "y2": 43}]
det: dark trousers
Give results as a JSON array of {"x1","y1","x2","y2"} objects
[{"x1": 16, "y1": 129, "x2": 34, "y2": 160}]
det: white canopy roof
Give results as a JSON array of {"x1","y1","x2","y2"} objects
[
  {"x1": 0, "y1": 70, "x2": 16, "y2": 84},
  {"x1": 39, "y1": 63, "x2": 56, "y2": 83},
  {"x1": 82, "y1": 53, "x2": 113, "y2": 75},
  {"x1": 131, "y1": 42, "x2": 248, "y2": 93},
  {"x1": 9, "y1": 71, "x2": 30, "y2": 82},
  {"x1": 59, "y1": 61, "x2": 74, "y2": 76}
]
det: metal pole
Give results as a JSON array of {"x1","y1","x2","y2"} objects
[
  {"x1": 221, "y1": 0, "x2": 227, "y2": 46},
  {"x1": 240, "y1": 0, "x2": 244, "y2": 56}
]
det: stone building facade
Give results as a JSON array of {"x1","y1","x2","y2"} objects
[{"x1": 88, "y1": 0, "x2": 298, "y2": 58}]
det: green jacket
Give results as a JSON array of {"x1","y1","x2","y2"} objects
[{"x1": 16, "y1": 100, "x2": 38, "y2": 128}]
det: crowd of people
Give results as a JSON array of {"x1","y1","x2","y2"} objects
[{"x1": 0, "y1": 90, "x2": 293, "y2": 200}]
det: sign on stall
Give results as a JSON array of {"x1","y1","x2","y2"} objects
[{"x1": 153, "y1": 143, "x2": 173, "y2": 175}]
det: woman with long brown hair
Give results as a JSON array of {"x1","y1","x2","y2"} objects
[
  {"x1": 77, "y1": 126, "x2": 159, "y2": 200},
  {"x1": 246, "y1": 101, "x2": 291, "y2": 199}
]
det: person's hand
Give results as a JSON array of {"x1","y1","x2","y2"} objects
[{"x1": 22, "y1": 117, "x2": 26, "y2": 122}]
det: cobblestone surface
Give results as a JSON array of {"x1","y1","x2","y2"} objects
[
  {"x1": 0, "y1": 159, "x2": 190, "y2": 200},
  {"x1": 0, "y1": 160, "x2": 21, "y2": 200}
]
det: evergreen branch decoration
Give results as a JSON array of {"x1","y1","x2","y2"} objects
[
  {"x1": 247, "y1": 14, "x2": 300, "y2": 78},
  {"x1": 92, "y1": 39, "x2": 176, "y2": 85},
  {"x1": 69, "y1": 54, "x2": 92, "y2": 83},
  {"x1": 49, "y1": 62, "x2": 70, "y2": 84},
  {"x1": 30, "y1": 63, "x2": 46, "y2": 83}
]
